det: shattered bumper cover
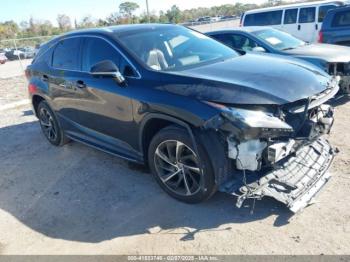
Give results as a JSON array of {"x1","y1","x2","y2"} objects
[{"x1": 236, "y1": 138, "x2": 336, "y2": 213}]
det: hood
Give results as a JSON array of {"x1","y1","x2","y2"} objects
[
  {"x1": 284, "y1": 44, "x2": 350, "y2": 63},
  {"x1": 162, "y1": 53, "x2": 332, "y2": 105}
]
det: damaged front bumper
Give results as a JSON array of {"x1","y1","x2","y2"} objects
[
  {"x1": 203, "y1": 82, "x2": 338, "y2": 213},
  {"x1": 235, "y1": 138, "x2": 336, "y2": 213}
]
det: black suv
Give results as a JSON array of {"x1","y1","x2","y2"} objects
[
  {"x1": 26, "y1": 24, "x2": 337, "y2": 212},
  {"x1": 319, "y1": 5, "x2": 350, "y2": 46}
]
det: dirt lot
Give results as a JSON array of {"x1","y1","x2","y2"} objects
[
  {"x1": 0, "y1": 59, "x2": 32, "y2": 79},
  {"x1": 0, "y1": 76, "x2": 349, "y2": 255}
]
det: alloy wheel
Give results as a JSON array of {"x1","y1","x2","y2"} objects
[
  {"x1": 154, "y1": 140, "x2": 202, "y2": 196},
  {"x1": 39, "y1": 107, "x2": 58, "y2": 142}
]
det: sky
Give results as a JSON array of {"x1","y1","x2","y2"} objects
[{"x1": 1, "y1": 0, "x2": 268, "y2": 25}]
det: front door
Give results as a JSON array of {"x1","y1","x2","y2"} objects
[{"x1": 51, "y1": 36, "x2": 140, "y2": 159}]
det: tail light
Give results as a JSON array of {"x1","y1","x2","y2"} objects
[
  {"x1": 318, "y1": 31, "x2": 323, "y2": 43},
  {"x1": 28, "y1": 83, "x2": 38, "y2": 94}
]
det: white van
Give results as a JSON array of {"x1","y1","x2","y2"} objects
[{"x1": 241, "y1": 0, "x2": 348, "y2": 42}]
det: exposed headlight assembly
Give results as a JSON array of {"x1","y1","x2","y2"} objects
[
  {"x1": 205, "y1": 102, "x2": 293, "y2": 139},
  {"x1": 223, "y1": 108, "x2": 293, "y2": 139}
]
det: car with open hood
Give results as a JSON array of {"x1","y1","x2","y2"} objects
[
  {"x1": 207, "y1": 27, "x2": 350, "y2": 94},
  {"x1": 26, "y1": 24, "x2": 338, "y2": 213}
]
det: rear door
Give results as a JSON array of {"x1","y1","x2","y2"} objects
[
  {"x1": 296, "y1": 6, "x2": 317, "y2": 42},
  {"x1": 50, "y1": 37, "x2": 85, "y2": 123},
  {"x1": 282, "y1": 8, "x2": 299, "y2": 37},
  {"x1": 50, "y1": 35, "x2": 141, "y2": 159},
  {"x1": 72, "y1": 36, "x2": 138, "y2": 157}
]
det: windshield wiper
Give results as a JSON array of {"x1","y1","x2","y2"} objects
[{"x1": 281, "y1": 47, "x2": 295, "y2": 51}]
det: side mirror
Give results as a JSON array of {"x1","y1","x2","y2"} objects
[
  {"x1": 252, "y1": 46, "x2": 266, "y2": 53},
  {"x1": 90, "y1": 60, "x2": 125, "y2": 84}
]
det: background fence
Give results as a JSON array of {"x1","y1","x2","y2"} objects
[
  {"x1": 0, "y1": 36, "x2": 57, "y2": 77},
  {"x1": 0, "y1": 35, "x2": 56, "y2": 50}
]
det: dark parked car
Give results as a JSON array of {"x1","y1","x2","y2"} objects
[
  {"x1": 26, "y1": 24, "x2": 338, "y2": 213},
  {"x1": 207, "y1": 27, "x2": 350, "y2": 94},
  {"x1": 5, "y1": 49, "x2": 25, "y2": 60},
  {"x1": 320, "y1": 5, "x2": 350, "y2": 46}
]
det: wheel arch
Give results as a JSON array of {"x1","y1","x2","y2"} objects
[
  {"x1": 32, "y1": 94, "x2": 46, "y2": 117},
  {"x1": 139, "y1": 113, "x2": 231, "y2": 187},
  {"x1": 139, "y1": 113, "x2": 194, "y2": 164}
]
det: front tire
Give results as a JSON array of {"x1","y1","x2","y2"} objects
[
  {"x1": 37, "y1": 101, "x2": 69, "y2": 146},
  {"x1": 148, "y1": 125, "x2": 217, "y2": 203}
]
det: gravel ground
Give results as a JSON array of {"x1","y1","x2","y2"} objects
[
  {"x1": 0, "y1": 76, "x2": 28, "y2": 107},
  {"x1": 0, "y1": 77, "x2": 349, "y2": 255},
  {"x1": 0, "y1": 60, "x2": 32, "y2": 79}
]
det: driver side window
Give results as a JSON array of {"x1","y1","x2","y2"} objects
[
  {"x1": 82, "y1": 37, "x2": 137, "y2": 77},
  {"x1": 82, "y1": 37, "x2": 121, "y2": 72}
]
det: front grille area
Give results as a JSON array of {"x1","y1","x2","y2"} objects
[{"x1": 329, "y1": 62, "x2": 350, "y2": 76}]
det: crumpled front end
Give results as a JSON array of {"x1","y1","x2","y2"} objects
[
  {"x1": 328, "y1": 62, "x2": 350, "y2": 94},
  {"x1": 205, "y1": 77, "x2": 339, "y2": 213}
]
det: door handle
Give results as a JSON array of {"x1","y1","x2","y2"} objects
[
  {"x1": 41, "y1": 75, "x2": 49, "y2": 82},
  {"x1": 76, "y1": 80, "x2": 86, "y2": 89},
  {"x1": 298, "y1": 25, "x2": 301, "y2": 30},
  {"x1": 315, "y1": 24, "x2": 318, "y2": 30}
]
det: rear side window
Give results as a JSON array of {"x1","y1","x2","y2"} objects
[
  {"x1": 299, "y1": 7, "x2": 316, "y2": 23},
  {"x1": 52, "y1": 37, "x2": 81, "y2": 71},
  {"x1": 284, "y1": 9, "x2": 298, "y2": 24},
  {"x1": 332, "y1": 10, "x2": 350, "y2": 27},
  {"x1": 244, "y1": 11, "x2": 283, "y2": 26},
  {"x1": 319, "y1": 5, "x2": 337, "y2": 22},
  {"x1": 34, "y1": 49, "x2": 52, "y2": 64},
  {"x1": 34, "y1": 44, "x2": 54, "y2": 64},
  {"x1": 52, "y1": 38, "x2": 81, "y2": 70}
]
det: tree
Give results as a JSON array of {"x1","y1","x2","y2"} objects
[
  {"x1": 78, "y1": 15, "x2": 96, "y2": 28},
  {"x1": 57, "y1": 14, "x2": 72, "y2": 31},
  {"x1": 166, "y1": 5, "x2": 181, "y2": 24},
  {"x1": 19, "y1": 21, "x2": 29, "y2": 31},
  {"x1": 0, "y1": 21, "x2": 19, "y2": 39},
  {"x1": 119, "y1": 2, "x2": 140, "y2": 18},
  {"x1": 106, "y1": 12, "x2": 122, "y2": 25},
  {"x1": 27, "y1": 17, "x2": 39, "y2": 35},
  {"x1": 158, "y1": 11, "x2": 169, "y2": 23},
  {"x1": 267, "y1": 0, "x2": 283, "y2": 6},
  {"x1": 38, "y1": 20, "x2": 53, "y2": 36}
]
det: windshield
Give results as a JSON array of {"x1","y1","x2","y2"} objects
[
  {"x1": 252, "y1": 28, "x2": 306, "y2": 51},
  {"x1": 117, "y1": 26, "x2": 239, "y2": 71}
]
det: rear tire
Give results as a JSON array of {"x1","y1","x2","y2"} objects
[
  {"x1": 148, "y1": 125, "x2": 217, "y2": 203},
  {"x1": 37, "y1": 101, "x2": 69, "y2": 146}
]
